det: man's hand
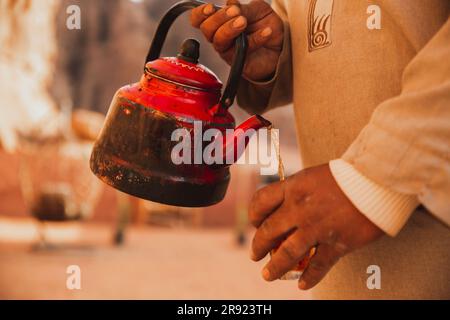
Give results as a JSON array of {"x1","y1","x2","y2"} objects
[
  {"x1": 191, "y1": 0, "x2": 284, "y2": 81},
  {"x1": 249, "y1": 164, "x2": 384, "y2": 290}
]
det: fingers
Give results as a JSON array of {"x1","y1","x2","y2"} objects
[
  {"x1": 262, "y1": 231, "x2": 315, "y2": 281},
  {"x1": 213, "y1": 16, "x2": 247, "y2": 53},
  {"x1": 214, "y1": 20, "x2": 272, "y2": 56},
  {"x1": 200, "y1": 5, "x2": 242, "y2": 42},
  {"x1": 298, "y1": 244, "x2": 341, "y2": 290},
  {"x1": 251, "y1": 207, "x2": 296, "y2": 261},
  {"x1": 248, "y1": 181, "x2": 285, "y2": 228},
  {"x1": 192, "y1": 0, "x2": 277, "y2": 58},
  {"x1": 247, "y1": 27, "x2": 273, "y2": 53},
  {"x1": 191, "y1": 4, "x2": 216, "y2": 28}
]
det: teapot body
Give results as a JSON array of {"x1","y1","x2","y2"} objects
[
  {"x1": 90, "y1": 71, "x2": 235, "y2": 207},
  {"x1": 90, "y1": 1, "x2": 264, "y2": 207}
]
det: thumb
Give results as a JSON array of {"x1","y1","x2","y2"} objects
[{"x1": 247, "y1": 27, "x2": 273, "y2": 53}]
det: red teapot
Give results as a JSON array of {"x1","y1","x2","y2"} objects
[{"x1": 90, "y1": 0, "x2": 271, "y2": 207}]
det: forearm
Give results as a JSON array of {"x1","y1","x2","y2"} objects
[{"x1": 341, "y1": 17, "x2": 450, "y2": 228}]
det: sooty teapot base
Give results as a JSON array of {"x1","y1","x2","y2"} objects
[{"x1": 90, "y1": 151, "x2": 230, "y2": 208}]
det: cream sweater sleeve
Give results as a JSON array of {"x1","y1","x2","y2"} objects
[
  {"x1": 330, "y1": 159, "x2": 419, "y2": 236},
  {"x1": 342, "y1": 17, "x2": 450, "y2": 229}
]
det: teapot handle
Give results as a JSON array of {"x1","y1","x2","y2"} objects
[{"x1": 144, "y1": 0, "x2": 248, "y2": 109}]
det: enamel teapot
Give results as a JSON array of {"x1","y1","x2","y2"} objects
[{"x1": 90, "y1": 0, "x2": 271, "y2": 207}]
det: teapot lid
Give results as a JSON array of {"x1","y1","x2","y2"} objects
[{"x1": 144, "y1": 39, "x2": 223, "y2": 91}]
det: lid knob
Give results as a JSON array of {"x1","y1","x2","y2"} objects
[{"x1": 177, "y1": 39, "x2": 200, "y2": 64}]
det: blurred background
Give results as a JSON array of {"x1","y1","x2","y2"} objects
[{"x1": 0, "y1": 0, "x2": 305, "y2": 299}]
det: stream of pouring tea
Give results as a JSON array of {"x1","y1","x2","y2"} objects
[
  {"x1": 269, "y1": 127, "x2": 285, "y2": 182},
  {"x1": 269, "y1": 127, "x2": 316, "y2": 280},
  {"x1": 269, "y1": 127, "x2": 298, "y2": 280}
]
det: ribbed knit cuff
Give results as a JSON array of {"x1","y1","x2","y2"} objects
[{"x1": 329, "y1": 159, "x2": 419, "y2": 236}]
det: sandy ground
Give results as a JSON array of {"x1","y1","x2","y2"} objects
[{"x1": 0, "y1": 217, "x2": 310, "y2": 300}]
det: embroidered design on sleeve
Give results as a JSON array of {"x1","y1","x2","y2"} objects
[{"x1": 308, "y1": 0, "x2": 334, "y2": 51}]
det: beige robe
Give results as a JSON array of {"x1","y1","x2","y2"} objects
[{"x1": 237, "y1": 0, "x2": 450, "y2": 299}]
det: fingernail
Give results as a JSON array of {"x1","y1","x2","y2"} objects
[
  {"x1": 203, "y1": 4, "x2": 214, "y2": 15},
  {"x1": 233, "y1": 16, "x2": 246, "y2": 29},
  {"x1": 261, "y1": 27, "x2": 272, "y2": 37},
  {"x1": 262, "y1": 268, "x2": 271, "y2": 281},
  {"x1": 226, "y1": 5, "x2": 240, "y2": 17},
  {"x1": 298, "y1": 280, "x2": 307, "y2": 290},
  {"x1": 250, "y1": 251, "x2": 257, "y2": 261}
]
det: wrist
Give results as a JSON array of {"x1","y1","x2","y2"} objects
[{"x1": 329, "y1": 159, "x2": 419, "y2": 236}]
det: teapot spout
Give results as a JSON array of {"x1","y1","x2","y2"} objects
[
  {"x1": 221, "y1": 115, "x2": 272, "y2": 165},
  {"x1": 237, "y1": 114, "x2": 272, "y2": 132}
]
